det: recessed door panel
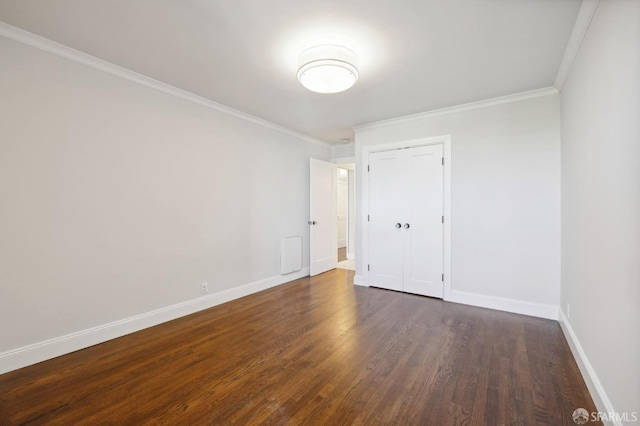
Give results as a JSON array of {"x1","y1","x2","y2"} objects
[
  {"x1": 368, "y1": 151, "x2": 404, "y2": 291},
  {"x1": 404, "y1": 145, "x2": 444, "y2": 297}
]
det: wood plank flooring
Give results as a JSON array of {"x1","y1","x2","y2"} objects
[
  {"x1": 0, "y1": 269, "x2": 598, "y2": 425},
  {"x1": 338, "y1": 247, "x2": 347, "y2": 262}
]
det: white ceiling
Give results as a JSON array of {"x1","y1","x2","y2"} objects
[{"x1": 0, "y1": 0, "x2": 581, "y2": 144}]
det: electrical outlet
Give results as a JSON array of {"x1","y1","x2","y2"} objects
[
  {"x1": 201, "y1": 282, "x2": 208, "y2": 294},
  {"x1": 566, "y1": 302, "x2": 570, "y2": 319}
]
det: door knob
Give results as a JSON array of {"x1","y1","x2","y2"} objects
[
  {"x1": 404, "y1": 223, "x2": 410, "y2": 229},
  {"x1": 308, "y1": 220, "x2": 317, "y2": 225},
  {"x1": 395, "y1": 223, "x2": 402, "y2": 229}
]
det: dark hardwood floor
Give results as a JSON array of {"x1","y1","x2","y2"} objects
[{"x1": 0, "y1": 269, "x2": 598, "y2": 425}]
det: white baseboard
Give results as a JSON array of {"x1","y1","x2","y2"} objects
[
  {"x1": 353, "y1": 275, "x2": 367, "y2": 287},
  {"x1": 446, "y1": 290, "x2": 559, "y2": 320},
  {"x1": 0, "y1": 268, "x2": 309, "y2": 375},
  {"x1": 559, "y1": 310, "x2": 619, "y2": 426},
  {"x1": 352, "y1": 280, "x2": 557, "y2": 320}
]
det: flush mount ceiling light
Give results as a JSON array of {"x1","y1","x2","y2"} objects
[{"x1": 297, "y1": 45, "x2": 359, "y2": 94}]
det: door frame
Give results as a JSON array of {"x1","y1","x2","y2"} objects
[
  {"x1": 359, "y1": 135, "x2": 452, "y2": 300},
  {"x1": 336, "y1": 168, "x2": 349, "y2": 249},
  {"x1": 332, "y1": 157, "x2": 356, "y2": 260}
]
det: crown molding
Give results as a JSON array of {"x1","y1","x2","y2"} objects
[
  {"x1": 554, "y1": 0, "x2": 600, "y2": 91},
  {"x1": 354, "y1": 87, "x2": 558, "y2": 133},
  {"x1": 0, "y1": 21, "x2": 330, "y2": 148}
]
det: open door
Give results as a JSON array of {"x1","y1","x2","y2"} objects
[{"x1": 309, "y1": 158, "x2": 337, "y2": 276}]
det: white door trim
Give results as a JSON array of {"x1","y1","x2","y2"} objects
[{"x1": 360, "y1": 135, "x2": 452, "y2": 300}]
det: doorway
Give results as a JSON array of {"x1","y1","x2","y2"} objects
[
  {"x1": 308, "y1": 159, "x2": 355, "y2": 276},
  {"x1": 336, "y1": 164, "x2": 355, "y2": 271}
]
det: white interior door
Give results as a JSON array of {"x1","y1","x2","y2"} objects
[
  {"x1": 403, "y1": 145, "x2": 444, "y2": 297},
  {"x1": 368, "y1": 150, "x2": 405, "y2": 291},
  {"x1": 309, "y1": 158, "x2": 337, "y2": 276},
  {"x1": 368, "y1": 145, "x2": 444, "y2": 297}
]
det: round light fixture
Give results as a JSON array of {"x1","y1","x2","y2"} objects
[{"x1": 297, "y1": 45, "x2": 359, "y2": 94}]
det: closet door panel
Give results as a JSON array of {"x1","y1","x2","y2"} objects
[
  {"x1": 368, "y1": 151, "x2": 405, "y2": 291},
  {"x1": 404, "y1": 145, "x2": 444, "y2": 297}
]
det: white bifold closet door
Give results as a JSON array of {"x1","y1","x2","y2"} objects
[{"x1": 368, "y1": 144, "x2": 444, "y2": 298}]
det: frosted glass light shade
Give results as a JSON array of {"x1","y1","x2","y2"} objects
[{"x1": 297, "y1": 45, "x2": 359, "y2": 94}]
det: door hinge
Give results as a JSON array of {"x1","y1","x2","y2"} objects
[
  {"x1": 368, "y1": 264, "x2": 370, "y2": 271},
  {"x1": 441, "y1": 157, "x2": 444, "y2": 166},
  {"x1": 441, "y1": 273, "x2": 444, "y2": 281},
  {"x1": 442, "y1": 215, "x2": 444, "y2": 224},
  {"x1": 367, "y1": 214, "x2": 370, "y2": 222},
  {"x1": 367, "y1": 165, "x2": 370, "y2": 172}
]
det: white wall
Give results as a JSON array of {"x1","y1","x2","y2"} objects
[
  {"x1": 560, "y1": 0, "x2": 640, "y2": 417},
  {"x1": 331, "y1": 142, "x2": 355, "y2": 160},
  {"x1": 355, "y1": 93, "x2": 561, "y2": 317},
  {"x1": 0, "y1": 36, "x2": 329, "y2": 366}
]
